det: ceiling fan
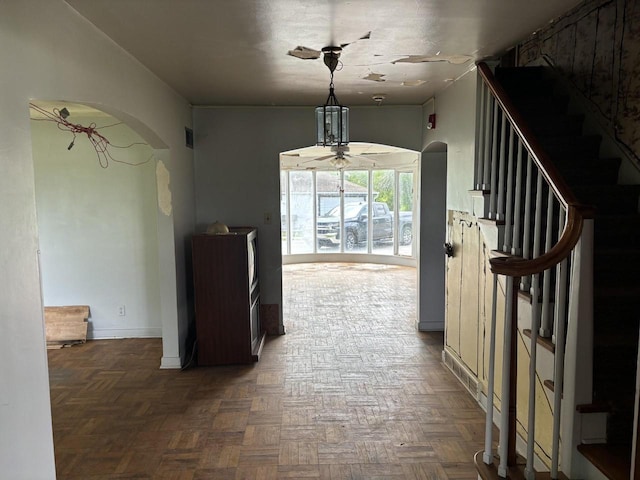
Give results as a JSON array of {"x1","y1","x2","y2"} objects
[
  {"x1": 287, "y1": 32, "x2": 371, "y2": 61},
  {"x1": 282, "y1": 145, "x2": 386, "y2": 169}
]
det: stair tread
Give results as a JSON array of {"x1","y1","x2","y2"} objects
[
  {"x1": 474, "y1": 450, "x2": 569, "y2": 480},
  {"x1": 577, "y1": 443, "x2": 631, "y2": 480}
]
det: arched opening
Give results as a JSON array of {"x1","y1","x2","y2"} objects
[
  {"x1": 279, "y1": 142, "x2": 420, "y2": 334},
  {"x1": 279, "y1": 142, "x2": 420, "y2": 266},
  {"x1": 418, "y1": 141, "x2": 448, "y2": 332},
  {"x1": 29, "y1": 100, "x2": 180, "y2": 367}
]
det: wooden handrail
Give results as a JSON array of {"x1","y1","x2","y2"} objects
[
  {"x1": 477, "y1": 62, "x2": 594, "y2": 277},
  {"x1": 490, "y1": 204, "x2": 593, "y2": 276}
]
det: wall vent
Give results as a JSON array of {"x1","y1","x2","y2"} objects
[{"x1": 442, "y1": 348, "x2": 480, "y2": 399}]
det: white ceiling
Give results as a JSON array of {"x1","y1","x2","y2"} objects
[{"x1": 65, "y1": 0, "x2": 580, "y2": 106}]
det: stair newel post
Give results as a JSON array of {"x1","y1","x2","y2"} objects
[
  {"x1": 631, "y1": 327, "x2": 640, "y2": 480},
  {"x1": 540, "y1": 190, "x2": 556, "y2": 338},
  {"x1": 476, "y1": 81, "x2": 487, "y2": 190},
  {"x1": 489, "y1": 103, "x2": 500, "y2": 219},
  {"x1": 496, "y1": 112, "x2": 508, "y2": 221},
  {"x1": 483, "y1": 273, "x2": 500, "y2": 465},
  {"x1": 511, "y1": 140, "x2": 524, "y2": 256},
  {"x1": 504, "y1": 126, "x2": 516, "y2": 252},
  {"x1": 521, "y1": 154, "x2": 533, "y2": 291},
  {"x1": 483, "y1": 94, "x2": 495, "y2": 190},
  {"x1": 498, "y1": 274, "x2": 520, "y2": 477},
  {"x1": 560, "y1": 218, "x2": 594, "y2": 477}
]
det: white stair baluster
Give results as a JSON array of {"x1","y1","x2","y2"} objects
[
  {"x1": 540, "y1": 190, "x2": 555, "y2": 337},
  {"x1": 489, "y1": 104, "x2": 500, "y2": 219},
  {"x1": 484, "y1": 273, "x2": 499, "y2": 464},
  {"x1": 503, "y1": 126, "x2": 515, "y2": 252},
  {"x1": 521, "y1": 155, "x2": 533, "y2": 291}
]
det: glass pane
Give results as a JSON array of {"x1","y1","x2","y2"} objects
[
  {"x1": 343, "y1": 170, "x2": 369, "y2": 252},
  {"x1": 280, "y1": 171, "x2": 288, "y2": 254},
  {"x1": 316, "y1": 171, "x2": 341, "y2": 252},
  {"x1": 371, "y1": 170, "x2": 395, "y2": 255},
  {"x1": 398, "y1": 171, "x2": 414, "y2": 256},
  {"x1": 289, "y1": 171, "x2": 314, "y2": 254}
]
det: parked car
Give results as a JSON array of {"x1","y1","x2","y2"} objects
[{"x1": 317, "y1": 202, "x2": 412, "y2": 250}]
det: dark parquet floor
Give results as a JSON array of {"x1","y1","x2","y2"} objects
[{"x1": 48, "y1": 263, "x2": 486, "y2": 479}]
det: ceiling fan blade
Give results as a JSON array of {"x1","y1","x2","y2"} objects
[
  {"x1": 303, "y1": 154, "x2": 335, "y2": 162},
  {"x1": 345, "y1": 154, "x2": 379, "y2": 162}
]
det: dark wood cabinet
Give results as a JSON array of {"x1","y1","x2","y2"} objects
[{"x1": 192, "y1": 227, "x2": 265, "y2": 365}]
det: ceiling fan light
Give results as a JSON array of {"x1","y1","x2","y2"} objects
[{"x1": 329, "y1": 156, "x2": 350, "y2": 169}]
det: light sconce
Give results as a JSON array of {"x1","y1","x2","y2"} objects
[{"x1": 316, "y1": 46, "x2": 349, "y2": 147}]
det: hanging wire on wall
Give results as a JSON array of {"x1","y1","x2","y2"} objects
[{"x1": 29, "y1": 103, "x2": 153, "y2": 169}]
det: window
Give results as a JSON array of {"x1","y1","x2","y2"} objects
[{"x1": 281, "y1": 166, "x2": 417, "y2": 258}]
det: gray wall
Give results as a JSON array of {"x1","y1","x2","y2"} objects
[
  {"x1": 418, "y1": 149, "x2": 448, "y2": 331},
  {"x1": 193, "y1": 106, "x2": 423, "y2": 329}
]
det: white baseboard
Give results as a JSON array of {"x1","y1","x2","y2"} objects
[
  {"x1": 88, "y1": 327, "x2": 162, "y2": 339},
  {"x1": 160, "y1": 356, "x2": 182, "y2": 369},
  {"x1": 418, "y1": 320, "x2": 444, "y2": 331}
]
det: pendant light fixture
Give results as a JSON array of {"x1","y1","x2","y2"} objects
[{"x1": 316, "y1": 46, "x2": 349, "y2": 147}]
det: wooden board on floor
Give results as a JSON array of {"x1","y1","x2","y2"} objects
[{"x1": 45, "y1": 305, "x2": 89, "y2": 346}]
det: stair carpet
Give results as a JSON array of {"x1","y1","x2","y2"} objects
[{"x1": 495, "y1": 66, "x2": 640, "y2": 480}]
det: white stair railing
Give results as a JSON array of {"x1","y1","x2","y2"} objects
[{"x1": 475, "y1": 62, "x2": 594, "y2": 479}]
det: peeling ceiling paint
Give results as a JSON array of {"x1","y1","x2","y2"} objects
[
  {"x1": 287, "y1": 46, "x2": 321, "y2": 60},
  {"x1": 363, "y1": 73, "x2": 386, "y2": 82},
  {"x1": 392, "y1": 54, "x2": 473, "y2": 65},
  {"x1": 65, "y1": 0, "x2": 583, "y2": 105},
  {"x1": 402, "y1": 80, "x2": 427, "y2": 87}
]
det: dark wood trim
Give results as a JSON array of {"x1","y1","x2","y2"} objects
[
  {"x1": 575, "y1": 402, "x2": 610, "y2": 414},
  {"x1": 523, "y1": 329, "x2": 555, "y2": 353},
  {"x1": 577, "y1": 444, "x2": 631, "y2": 480},
  {"x1": 489, "y1": 205, "x2": 590, "y2": 276}
]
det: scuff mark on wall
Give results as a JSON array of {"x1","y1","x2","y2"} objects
[{"x1": 156, "y1": 160, "x2": 172, "y2": 216}]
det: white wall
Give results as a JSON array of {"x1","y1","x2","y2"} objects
[
  {"x1": 0, "y1": 2, "x2": 194, "y2": 478},
  {"x1": 31, "y1": 111, "x2": 161, "y2": 338},
  {"x1": 418, "y1": 70, "x2": 478, "y2": 332},
  {"x1": 193, "y1": 106, "x2": 422, "y2": 328},
  {"x1": 423, "y1": 69, "x2": 478, "y2": 214}
]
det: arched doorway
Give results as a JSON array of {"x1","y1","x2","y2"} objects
[
  {"x1": 29, "y1": 100, "x2": 181, "y2": 367},
  {"x1": 418, "y1": 141, "x2": 448, "y2": 331}
]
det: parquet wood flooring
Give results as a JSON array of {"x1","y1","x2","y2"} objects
[{"x1": 48, "y1": 263, "x2": 486, "y2": 479}]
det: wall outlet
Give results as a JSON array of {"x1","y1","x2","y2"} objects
[{"x1": 118, "y1": 305, "x2": 126, "y2": 316}]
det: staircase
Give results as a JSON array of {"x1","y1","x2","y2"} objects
[{"x1": 494, "y1": 66, "x2": 640, "y2": 479}]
